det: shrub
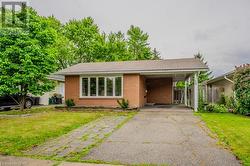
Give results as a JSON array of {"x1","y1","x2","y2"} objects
[
  {"x1": 234, "y1": 64, "x2": 250, "y2": 115},
  {"x1": 117, "y1": 98, "x2": 129, "y2": 110},
  {"x1": 206, "y1": 104, "x2": 215, "y2": 112},
  {"x1": 213, "y1": 104, "x2": 228, "y2": 113},
  {"x1": 205, "y1": 104, "x2": 228, "y2": 113},
  {"x1": 65, "y1": 99, "x2": 75, "y2": 110},
  {"x1": 225, "y1": 96, "x2": 239, "y2": 113},
  {"x1": 218, "y1": 94, "x2": 226, "y2": 105}
]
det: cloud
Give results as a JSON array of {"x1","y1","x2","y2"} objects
[
  {"x1": 30, "y1": 0, "x2": 250, "y2": 76},
  {"x1": 207, "y1": 47, "x2": 250, "y2": 76}
]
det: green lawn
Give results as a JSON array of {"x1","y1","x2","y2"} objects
[
  {"x1": 0, "y1": 107, "x2": 134, "y2": 156},
  {"x1": 197, "y1": 113, "x2": 250, "y2": 165}
]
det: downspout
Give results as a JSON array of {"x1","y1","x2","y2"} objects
[{"x1": 224, "y1": 75, "x2": 236, "y2": 99}]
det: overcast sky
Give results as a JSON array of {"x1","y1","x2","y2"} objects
[{"x1": 31, "y1": 0, "x2": 250, "y2": 76}]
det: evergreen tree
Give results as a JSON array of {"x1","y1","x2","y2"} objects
[
  {"x1": 127, "y1": 25, "x2": 154, "y2": 60},
  {"x1": 194, "y1": 52, "x2": 213, "y2": 83}
]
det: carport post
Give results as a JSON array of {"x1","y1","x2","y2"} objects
[
  {"x1": 184, "y1": 80, "x2": 187, "y2": 106},
  {"x1": 194, "y1": 72, "x2": 199, "y2": 112}
]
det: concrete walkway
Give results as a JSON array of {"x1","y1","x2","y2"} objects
[
  {"x1": 26, "y1": 116, "x2": 127, "y2": 158},
  {"x1": 84, "y1": 105, "x2": 241, "y2": 166}
]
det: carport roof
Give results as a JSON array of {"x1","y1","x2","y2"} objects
[{"x1": 56, "y1": 58, "x2": 208, "y2": 75}]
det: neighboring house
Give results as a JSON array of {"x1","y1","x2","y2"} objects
[
  {"x1": 204, "y1": 71, "x2": 234, "y2": 103},
  {"x1": 38, "y1": 74, "x2": 65, "y2": 105},
  {"x1": 56, "y1": 58, "x2": 208, "y2": 111}
]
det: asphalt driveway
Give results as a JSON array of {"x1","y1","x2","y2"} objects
[{"x1": 84, "y1": 105, "x2": 240, "y2": 166}]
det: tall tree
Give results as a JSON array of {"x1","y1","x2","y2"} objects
[
  {"x1": 46, "y1": 16, "x2": 77, "y2": 69},
  {"x1": 64, "y1": 18, "x2": 161, "y2": 63},
  {"x1": 64, "y1": 17, "x2": 101, "y2": 63},
  {"x1": 127, "y1": 25, "x2": 154, "y2": 60},
  {"x1": 0, "y1": 9, "x2": 57, "y2": 110},
  {"x1": 102, "y1": 31, "x2": 130, "y2": 61},
  {"x1": 194, "y1": 52, "x2": 213, "y2": 83}
]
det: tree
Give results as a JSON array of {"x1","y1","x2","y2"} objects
[
  {"x1": 64, "y1": 17, "x2": 101, "y2": 63},
  {"x1": 0, "y1": 9, "x2": 57, "y2": 111},
  {"x1": 176, "y1": 53, "x2": 212, "y2": 88},
  {"x1": 64, "y1": 18, "x2": 161, "y2": 63},
  {"x1": 194, "y1": 52, "x2": 213, "y2": 83},
  {"x1": 152, "y1": 48, "x2": 161, "y2": 60},
  {"x1": 99, "y1": 31, "x2": 130, "y2": 61},
  {"x1": 46, "y1": 16, "x2": 77, "y2": 69},
  {"x1": 127, "y1": 25, "x2": 154, "y2": 60},
  {"x1": 176, "y1": 81, "x2": 185, "y2": 89},
  {"x1": 52, "y1": 34, "x2": 77, "y2": 69},
  {"x1": 234, "y1": 64, "x2": 250, "y2": 115}
]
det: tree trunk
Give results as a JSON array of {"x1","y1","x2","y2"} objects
[
  {"x1": 19, "y1": 84, "x2": 28, "y2": 111},
  {"x1": 20, "y1": 95, "x2": 26, "y2": 111}
]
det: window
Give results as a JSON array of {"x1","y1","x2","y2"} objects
[
  {"x1": 90, "y1": 77, "x2": 97, "y2": 96},
  {"x1": 80, "y1": 76, "x2": 122, "y2": 97},
  {"x1": 59, "y1": 82, "x2": 65, "y2": 97},
  {"x1": 106, "y1": 77, "x2": 114, "y2": 96},
  {"x1": 82, "y1": 78, "x2": 88, "y2": 96},
  {"x1": 115, "y1": 77, "x2": 122, "y2": 96},
  {"x1": 98, "y1": 77, "x2": 105, "y2": 96}
]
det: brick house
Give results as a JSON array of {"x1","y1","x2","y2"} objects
[{"x1": 56, "y1": 58, "x2": 208, "y2": 111}]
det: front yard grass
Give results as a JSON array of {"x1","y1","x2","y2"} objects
[
  {"x1": 197, "y1": 113, "x2": 250, "y2": 165},
  {"x1": 0, "y1": 107, "x2": 135, "y2": 157}
]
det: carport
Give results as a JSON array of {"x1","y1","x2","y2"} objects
[{"x1": 141, "y1": 71, "x2": 201, "y2": 111}]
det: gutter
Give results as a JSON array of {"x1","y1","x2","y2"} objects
[
  {"x1": 224, "y1": 75, "x2": 234, "y2": 84},
  {"x1": 56, "y1": 68, "x2": 209, "y2": 76}
]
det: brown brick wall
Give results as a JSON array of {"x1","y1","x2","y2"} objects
[
  {"x1": 65, "y1": 75, "x2": 79, "y2": 103},
  {"x1": 146, "y1": 78, "x2": 173, "y2": 104},
  {"x1": 65, "y1": 74, "x2": 144, "y2": 108},
  {"x1": 65, "y1": 75, "x2": 121, "y2": 107},
  {"x1": 123, "y1": 74, "x2": 140, "y2": 108},
  {"x1": 139, "y1": 75, "x2": 146, "y2": 107}
]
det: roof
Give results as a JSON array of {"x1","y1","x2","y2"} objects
[
  {"x1": 206, "y1": 70, "x2": 234, "y2": 84},
  {"x1": 48, "y1": 74, "x2": 65, "y2": 82},
  {"x1": 56, "y1": 58, "x2": 208, "y2": 75}
]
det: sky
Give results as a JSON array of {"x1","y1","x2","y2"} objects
[{"x1": 31, "y1": 0, "x2": 250, "y2": 76}]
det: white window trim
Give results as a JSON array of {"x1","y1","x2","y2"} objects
[
  {"x1": 79, "y1": 75, "x2": 123, "y2": 98},
  {"x1": 80, "y1": 77, "x2": 89, "y2": 97},
  {"x1": 88, "y1": 77, "x2": 90, "y2": 96},
  {"x1": 96, "y1": 77, "x2": 98, "y2": 96},
  {"x1": 104, "y1": 77, "x2": 107, "y2": 96}
]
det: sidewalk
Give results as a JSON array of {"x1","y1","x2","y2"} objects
[{"x1": 0, "y1": 155, "x2": 116, "y2": 166}]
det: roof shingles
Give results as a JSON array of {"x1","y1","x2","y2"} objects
[{"x1": 56, "y1": 58, "x2": 208, "y2": 75}]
